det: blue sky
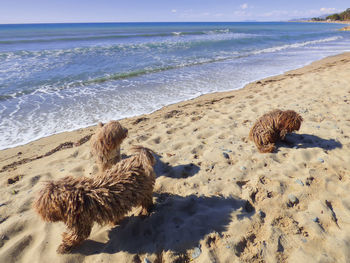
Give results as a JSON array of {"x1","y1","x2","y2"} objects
[{"x1": 0, "y1": 0, "x2": 348, "y2": 24}]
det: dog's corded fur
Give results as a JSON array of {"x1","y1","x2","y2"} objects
[
  {"x1": 249, "y1": 109, "x2": 303, "y2": 153},
  {"x1": 33, "y1": 146, "x2": 156, "y2": 254},
  {"x1": 90, "y1": 120, "x2": 128, "y2": 172}
]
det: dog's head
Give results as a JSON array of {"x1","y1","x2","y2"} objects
[
  {"x1": 91, "y1": 120, "x2": 128, "y2": 156},
  {"x1": 280, "y1": 110, "x2": 303, "y2": 132},
  {"x1": 98, "y1": 120, "x2": 128, "y2": 144}
]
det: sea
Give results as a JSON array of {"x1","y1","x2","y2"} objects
[{"x1": 1, "y1": 22, "x2": 349, "y2": 150}]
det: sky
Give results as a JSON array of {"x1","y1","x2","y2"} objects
[{"x1": 0, "y1": 0, "x2": 349, "y2": 24}]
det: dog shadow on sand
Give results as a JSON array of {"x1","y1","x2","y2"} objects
[
  {"x1": 121, "y1": 152, "x2": 200, "y2": 179},
  {"x1": 277, "y1": 133, "x2": 342, "y2": 151},
  {"x1": 76, "y1": 193, "x2": 254, "y2": 256},
  {"x1": 153, "y1": 153, "x2": 200, "y2": 179}
]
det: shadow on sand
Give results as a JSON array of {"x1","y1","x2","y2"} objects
[
  {"x1": 120, "y1": 152, "x2": 200, "y2": 179},
  {"x1": 76, "y1": 193, "x2": 253, "y2": 255},
  {"x1": 153, "y1": 154, "x2": 200, "y2": 179},
  {"x1": 277, "y1": 133, "x2": 342, "y2": 151}
]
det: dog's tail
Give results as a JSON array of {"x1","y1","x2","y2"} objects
[
  {"x1": 33, "y1": 181, "x2": 64, "y2": 222},
  {"x1": 130, "y1": 145, "x2": 156, "y2": 167}
]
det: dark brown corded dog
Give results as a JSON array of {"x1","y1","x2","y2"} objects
[
  {"x1": 90, "y1": 120, "x2": 128, "y2": 172},
  {"x1": 33, "y1": 146, "x2": 156, "y2": 254},
  {"x1": 249, "y1": 109, "x2": 303, "y2": 153}
]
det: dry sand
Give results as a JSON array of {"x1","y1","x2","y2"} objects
[{"x1": 0, "y1": 53, "x2": 350, "y2": 263}]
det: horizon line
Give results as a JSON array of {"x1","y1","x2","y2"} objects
[{"x1": 0, "y1": 20, "x2": 291, "y2": 26}]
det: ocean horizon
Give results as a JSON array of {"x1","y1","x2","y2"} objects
[{"x1": 0, "y1": 22, "x2": 349, "y2": 150}]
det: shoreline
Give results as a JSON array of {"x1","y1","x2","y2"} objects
[
  {"x1": 1, "y1": 21, "x2": 350, "y2": 151},
  {"x1": 0, "y1": 51, "x2": 349, "y2": 167},
  {"x1": 0, "y1": 48, "x2": 348, "y2": 153},
  {"x1": 1, "y1": 51, "x2": 350, "y2": 262},
  {"x1": 299, "y1": 20, "x2": 350, "y2": 30}
]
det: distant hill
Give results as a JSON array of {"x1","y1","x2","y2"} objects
[
  {"x1": 319, "y1": 14, "x2": 332, "y2": 20},
  {"x1": 326, "y1": 8, "x2": 350, "y2": 21},
  {"x1": 289, "y1": 18, "x2": 313, "y2": 22},
  {"x1": 289, "y1": 14, "x2": 331, "y2": 22},
  {"x1": 310, "y1": 8, "x2": 350, "y2": 21}
]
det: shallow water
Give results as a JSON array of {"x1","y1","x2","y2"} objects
[{"x1": 0, "y1": 22, "x2": 349, "y2": 149}]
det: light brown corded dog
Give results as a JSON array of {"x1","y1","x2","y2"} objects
[
  {"x1": 33, "y1": 146, "x2": 156, "y2": 254},
  {"x1": 90, "y1": 120, "x2": 128, "y2": 172},
  {"x1": 249, "y1": 109, "x2": 303, "y2": 153}
]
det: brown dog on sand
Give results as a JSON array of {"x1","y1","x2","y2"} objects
[
  {"x1": 90, "y1": 120, "x2": 128, "y2": 172},
  {"x1": 249, "y1": 109, "x2": 303, "y2": 153},
  {"x1": 33, "y1": 146, "x2": 156, "y2": 254}
]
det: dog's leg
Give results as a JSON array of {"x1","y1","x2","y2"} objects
[
  {"x1": 57, "y1": 224, "x2": 92, "y2": 254},
  {"x1": 115, "y1": 145, "x2": 121, "y2": 163},
  {"x1": 258, "y1": 142, "x2": 275, "y2": 153},
  {"x1": 254, "y1": 134, "x2": 275, "y2": 153},
  {"x1": 111, "y1": 215, "x2": 125, "y2": 226},
  {"x1": 101, "y1": 147, "x2": 120, "y2": 172},
  {"x1": 139, "y1": 195, "x2": 153, "y2": 216},
  {"x1": 100, "y1": 162, "x2": 109, "y2": 173},
  {"x1": 108, "y1": 152, "x2": 120, "y2": 171},
  {"x1": 280, "y1": 129, "x2": 288, "y2": 140}
]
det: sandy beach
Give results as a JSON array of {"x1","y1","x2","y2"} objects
[{"x1": 0, "y1": 52, "x2": 350, "y2": 262}]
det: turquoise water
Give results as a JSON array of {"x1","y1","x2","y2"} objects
[{"x1": 0, "y1": 22, "x2": 349, "y2": 149}]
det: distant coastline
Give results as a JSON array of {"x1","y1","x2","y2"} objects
[
  {"x1": 293, "y1": 19, "x2": 350, "y2": 30},
  {"x1": 303, "y1": 8, "x2": 350, "y2": 26},
  {"x1": 295, "y1": 20, "x2": 350, "y2": 24}
]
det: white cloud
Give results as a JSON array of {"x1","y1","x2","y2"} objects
[
  {"x1": 214, "y1": 13, "x2": 224, "y2": 17},
  {"x1": 257, "y1": 8, "x2": 338, "y2": 21},
  {"x1": 178, "y1": 10, "x2": 212, "y2": 20},
  {"x1": 320, "y1": 7, "x2": 336, "y2": 13},
  {"x1": 261, "y1": 10, "x2": 289, "y2": 18},
  {"x1": 240, "y1": 3, "x2": 248, "y2": 10},
  {"x1": 234, "y1": 10, "x2": 246, "y2": 16},
  {"x1": 171, "y1": 9, "x2": 177, "y2": 13},
  {"x1": 233, "y1": 10, "x2": 253, "y2": 19}
]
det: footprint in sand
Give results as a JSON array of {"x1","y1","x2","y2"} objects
[
  {"x1": 68, "y1": 150, "x2": 79, "y2": 158},
  {"x1": 0, "y1": 234, "x2": 33, "y2": 262},
  {"x1": 30, "y1": 175, "x2": 41, "y2": 187},
  {"x1": 166, "y1": 128, "x2": 177, "y2": 134},
  {"x1": 172, "y1": 142, "x2": 184, "y2": 151},
  {"x1": 17, "y1": 199, "x2": 34, "y2": 213},
  {"x1": 151, "y1": 136, "x2": 161, "y2": 145},
  {"x1": 69, "y1": 166, "x2": 84, "y2": 173},
  {"x1": 136, "y1": 134, "x2": 150, "y2": 142}
]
